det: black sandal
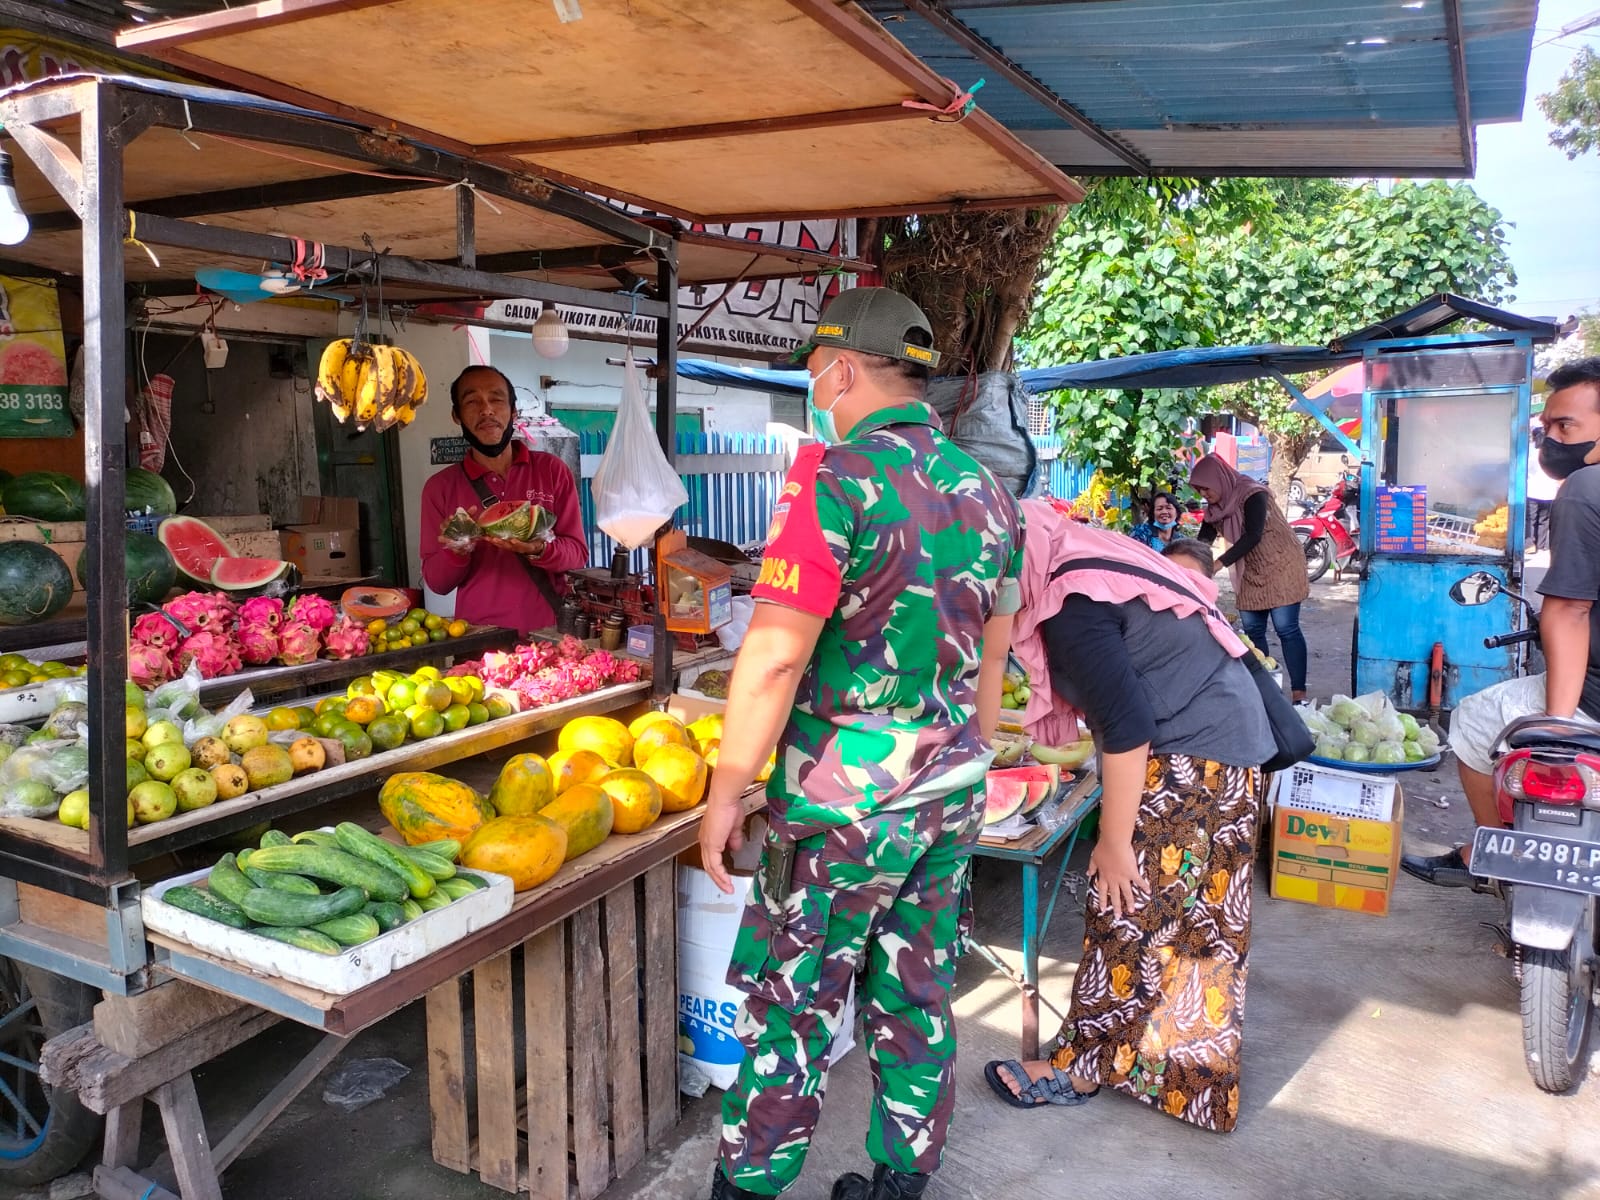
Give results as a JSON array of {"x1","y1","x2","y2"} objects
[{"x1": 983, "y1": 1059, "x2": 1099, "y2": 1109}]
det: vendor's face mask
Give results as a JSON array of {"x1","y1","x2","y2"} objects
[{"x1": 806, "y1": 359, "x2": 844, "y2": 445}]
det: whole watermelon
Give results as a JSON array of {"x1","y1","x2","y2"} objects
[
  {"x1": 2, "y1": 472, "x2": 86, "y2": 521},
  {"x1": 75, "y1": 532, "x2": 177, "y2": 607},
  {"x1": 126, "y1": 468, "x2": 177, "y2": 516},
  {"x1": 0, "y1": 542, "x2": 74, "y2": 625}
]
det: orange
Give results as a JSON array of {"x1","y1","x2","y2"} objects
[
  {"x1": 343, "y1": 695, "x2": 386, "y2": 726},
  {"x1": 447, "y1": 619, "x2": 469, "y2": 638}
]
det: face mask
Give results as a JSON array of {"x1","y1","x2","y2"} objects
[
  {"x1": 457, "y1": 408, "x2": 516, "y2": 457},
  {"x1": 1540, "y1": 436, "x2": 1599, "y2": 480},
  {"x1": 1154, "y1": 519, "x2": 1176, "y2": 530},
  {"x1": 806, "y1": 360, "x2": 843, "y2": 445}
]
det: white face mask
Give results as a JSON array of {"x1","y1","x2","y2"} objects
[{"x1": 806, "y1": 359, "x2": 844, "y2": 444}]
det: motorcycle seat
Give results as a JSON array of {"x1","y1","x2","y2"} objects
[{"x1": 1503, "y1": 716, "x2": 1600, "y2": 755}]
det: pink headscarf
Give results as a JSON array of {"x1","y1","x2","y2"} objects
[
  {"x1": 1012, "y1": 499, "x2": 1248, "y2": 745},
  {"x1": 1189, "y1": 453, "x2": 1269, "y2": 544}
]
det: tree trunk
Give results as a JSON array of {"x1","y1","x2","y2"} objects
[{"x1": 1266, "y1": 428, "x2": 1316, "y2": 505}]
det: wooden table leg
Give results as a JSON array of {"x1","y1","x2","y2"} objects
[
  {"x1": 102, "y1": 1100, "x2": 142, "y2": 1169},
  {"x1": 1020, "y1": 862, "x2": 1040, "y2": 1061},
  {"x1": 152, "y1": 1073, "x2": 223, "y2": 1200}
]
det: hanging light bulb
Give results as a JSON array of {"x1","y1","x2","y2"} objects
[
  {"x1": 531, "y1": 302, "x2": 570, "y2": 358},
  {"x1": 0, "y1": 145, "x2": 30, "y2": 246}
]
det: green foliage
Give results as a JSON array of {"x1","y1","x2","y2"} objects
[
  {"x1": 1538, "y1": 46, "x2": 1600, "y2": 160},
  {"x1": 1022, "y1": 178, "x2": 1517, "y2": 496}
]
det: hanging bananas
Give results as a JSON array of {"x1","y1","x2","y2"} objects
[{"x1": 314, "y1": 339, "x2": 429, "y2": 432}]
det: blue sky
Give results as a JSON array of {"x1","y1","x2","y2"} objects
[{"x1": 1470, "y1": 0, "x2": 1600, "y2": 320}]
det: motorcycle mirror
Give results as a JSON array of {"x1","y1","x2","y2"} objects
[
  {"x1": 1340, "y1": 454, "x2": 1350, "y2": 466},
  {"x1": 1449, "y1": 571, "x2": 1502, "y2": 606}
]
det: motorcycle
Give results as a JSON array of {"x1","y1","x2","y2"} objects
[
  {"x1": 1451, "y1": 570, "x2": 1598, "y2": 1092},
  {"x1": 1291, "y1": 469, "x2": 1360, "y2": 583}
]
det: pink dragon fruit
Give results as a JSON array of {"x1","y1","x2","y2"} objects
[
  {"x1": 323, "y1": 615, "x2": 369, "y2": 660},
  {"x1": 554, "y1": 634, "x2": 587, "y2": 662},
  {"x1": 287, "y1": 593, "x2": 337, "y2": 632},
  {"x1": 174, "y1": 629, "x2": 242, "y2": 680},
  {"x1": 128, "y1": 642, "x2": 175, "y2": 688},
  {"x1": 163, "y1": 591, "x2": 237, "y2": 634},
  {"x1": 236, "y1": 597, "x2": 284, "y2": 666},
  {"x1": 131, "y1": 611, "x2": 183, "y2": 652},
  {"x1": 276, "y1": 619, "x2": 322, "y2": 666}
]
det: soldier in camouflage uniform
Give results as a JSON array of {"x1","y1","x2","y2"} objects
[{"x1": 697, "y1": 288, "x2": 1026, "y2": 1200}]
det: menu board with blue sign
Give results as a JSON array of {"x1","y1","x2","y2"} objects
[{"x1": 1375, "y1": 484, "x2": 1426, "y2": 554}]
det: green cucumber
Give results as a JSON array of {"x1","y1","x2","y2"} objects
[
  {"x1": 333, "y1": 822, "x2": 435, "y2": 900},
  {"x1": 410, "y1": 839, "x2": 461, "y2": 862},
  {"x1": 312, "y1": 913, "x2": 381, "y2": 946},
  {"x1": 249, "y1": 925, "x2": 341, "y2": 955},
  {"x1": 259, "y1": 828, "x2": 293, "y2": 849},
  {"x1": 235, "y1": 848, "x2": 252, "y2": 870},
  {"x1": 207, "y1": 854, "x2": 254, "y2": 907},
  {"x1": 400, "y1": 899, "x2": 424, "y2": 921},
  {"x1": 416, "y1": 890, "x2": 451, "y2": 912},
  {"x1": 397, "y1": 847, "x2": 456, "y2": 881},
  {"x1": 163, "y1": 885, "x2": 250, "y2": 929},
  {"x1": 436, "y1": 876, "x2": 484, "y2": 901},
  {"x1": 452, "y1": 871, "x2": 489, "y2": 890},
  {"x1": 292, "y1": 830, "x2": 340, "y2": 849},
  {"x1": 244, "y1": 845, "x2": 409, "y2": 903},
  {"x1": 363, "y1": 901, "x2": 407, "y2": 932},
  {"x1": 238, "y1": 884, "x2": 367, "y2": 927},
  {"x1": 242, "y1": 866, "x2": 322, "y2": 896}
]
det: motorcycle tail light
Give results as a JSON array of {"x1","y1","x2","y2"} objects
[{"x1": 1500, "y1": 754, "x2": 1589, "y2": 804}]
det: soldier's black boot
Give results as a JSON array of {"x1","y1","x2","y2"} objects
[
  {"x1": 830, "y1": 1163, "x2": 931, "y2": 1200},
  {"x1": 710, "y1": 1164, "x2": 769, "y2": 1200}
]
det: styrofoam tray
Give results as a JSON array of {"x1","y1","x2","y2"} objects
[
  {"x1": 0, "y1": 678, "x2": 69, "y2": 725},
  {"x1": 142, "y1": 852, "x2": 514, "y2": 994}
]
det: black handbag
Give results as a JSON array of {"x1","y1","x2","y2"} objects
[{"x1": 1049, "y1": 554, "x2": 1313, "y2": 773}]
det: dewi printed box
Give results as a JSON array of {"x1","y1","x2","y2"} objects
[{"x1": 1269, "y1": 763, "x2": 1404, "y2": 917}]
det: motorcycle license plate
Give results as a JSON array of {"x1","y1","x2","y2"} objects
[{"x1": 1471, "y1": 828, "x2": 1600, "y2": 897}]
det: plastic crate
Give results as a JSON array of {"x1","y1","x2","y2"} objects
[
  {"x1": 1269, "y1": 760, "x2": 1398, "y2": 822},
  {"x1": 126, "y1": 513, "x2": 164, "y2": 536}
]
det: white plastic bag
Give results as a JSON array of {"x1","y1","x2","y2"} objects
[{"x1": 591, "y1": 349, "x2": 689, "y2": 549}]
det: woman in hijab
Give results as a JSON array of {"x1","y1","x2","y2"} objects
[
  {"x1": 1189, "y1": 454, "x2": 1311, "y2": 702},
  {"x1": 983, "y1": 501, "x2": 1274, "y2": 1133}
]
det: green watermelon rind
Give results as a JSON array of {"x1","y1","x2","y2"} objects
[
  {"x1": 158, "y1": 515, "x2": 234, "y2": 583},
  {"x1": 209, "y1": 556, "x2": 292, "y2": 590},
  {"x1": 0, "y1": 542, "x2": 74, "y2": 626},
  {"x1": 75, "y1": 531, "x2": 177, "y2": 607},
  {"x1": 476, "y1": 500, "x2": 536, "y2": 541},
  {"x1": 2, "y1": 472, "x2": 87, "y2": 522},
  {"x1": 126, "y1": 468, "x2": 177, "y2": 516}
]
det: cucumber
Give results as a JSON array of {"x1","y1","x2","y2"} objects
[
  {"x1": 163, "y1": 885, "x2": 250, "y2": 929},
  {"x1": 292, "y1": 830, "x2": 340, "y2": 849},
  {"x1": 312, "y1": 913, "x2": 381, "y2": 946},
  {"x1": 238, "y1": 884, "x2": 367, "y2": 928},
  {"x1": 363, "y1": 901, "x2": 407, "y2": 932},
  {"x1": 400, "y1": 899, "x2": 424, "y2": 922},
  {"x1": 207, "y1": 854, "x2": 254, "y2": 907},
  {"x1": 249, "y1": 925, "x2": 342, "y2": 955},
  {"x1": 452, "y1": 871, "x2": 489, "y2": 891},
  {"x1": 245, "y1": 845, "x2": 409, "y2": 903},
  {"x1": 242, "y1": 866, "x2": 322, "y2": 896},
  {"x1": 397, "y1": 847, "x2": 456, "y2": 882},
  {"x1": 410, "y1": 839, "x2": 461, "y2": 862},
  {"x1": 259, "y1": 828, "x2": 293, "y2": 849},
  {"x1": 436, "y1": 876, "x2": 484, "y2": 901},
  {"x1": 416, "y1": 890, "x2": 451, "y2": 912},
  {"x1": 235, "y1": 848, "x2": 252, "y2": 870},
  {"x1": 334, "y1": 822, "x2": 435, "y2": 900}
]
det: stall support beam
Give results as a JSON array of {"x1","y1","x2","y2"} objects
[
  {"x1": 81, "y1": 82, "x2": 131, "y2": 880},
  {"x1": 653, "y1": 250, "x2": 680, "y2": 700},
  {"x1": 1270, "y1": 370, "x2": 1362, "y2": 460},
  {"x1": 455, "y1": 185, "x2": 476, "y2": 269}
]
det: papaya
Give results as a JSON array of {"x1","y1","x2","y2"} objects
[
  {"x1": 627, "y1": 710, "x2": 679, "y2": 740},
  {"x1": 461, "y1": 815, "x2": 567, "y2": 892},
  {"x1": 488, "y1": 753, "x2": 555, "y2": 817},
  {"x1": 557, "y1": 715, "x2": 634, "y2": 768},
  {"x1": 638, "y1": 744, "x2": 708, "y2": 814},
  {"x1": 596, "y1": 769, "x2": 663, "y2": 834},
  {"x1": 539, "y1": 783, "x2": 614, "y2": 860},
  {"x1": 547, "y1": 748, "x2": 613, "y2": 795},
  {"x1": 631, "y1": 719, "x2": 691, "y2": 769},
  {"x1": 379, "y1": 771, "x2": 495, "y2": 846}
]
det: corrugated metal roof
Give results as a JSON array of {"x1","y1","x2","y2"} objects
[{"x1": 866, "y1": 0, "x2": 1536, "y2": 175}]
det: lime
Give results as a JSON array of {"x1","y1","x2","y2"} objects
[
  {"x1": 0, "y1": 654, "x2": 27, "y2": 671},
  {"x1": 417, "y1": 681, "x2": 452, "y2": 713},
  {"x1": 408, "y1": 707, "x2": 445, "y2": 740},
  {"x1": 332, "y1": 724, "x2": 373, "y2": 762},
  {"x1": 344, "y1": 695, "x2": 386, "y2": 726},
  {"x1": 125, "y1": 681, "x2": 147, "y2": 706},
  {"x1": 429, "y1": 628, "x2": 449, "y2": 643},
  {"x1": 1, "y1": 670, "x2": 29, "y2": 688},
  {"x1": 347, "y1": 676, "x2": 377, "y2": 698},
  {"x1": 265, "y1": 707, "x2": 301, "y2": 732},
  {"x1": 466, "y1": 701, "x2": 490, "y2": 727},
  {"x1": 294, "y1": 707, "x2": 318, "y2": 730},
  {"x1": 312, "y1": 711, "x2": 347, "y2": 738},
  {"x1": 386, "y1": 679, "x2": 416, "y2": 711},
  {"x1": 413, "y1": 665, "x2": 443, "y2": 682},
  {"x1": 399, "y1": 618, "x2": 422, "y2": 636},
  {"x1": 407, "y1": 608, "x2": 428, "y2": 623},
  {"x1": 424, "y1": 613, "x2": 446, "y2": 632},
  {"x1": 485, "y1": 694, "x2": 515, "y2": 720},
  {"x1": 367, "y1": 713, "x2": 409, "y2": 751},
  {"x1": 442, "y1": 703, "x2": 471, "y2": 733}
]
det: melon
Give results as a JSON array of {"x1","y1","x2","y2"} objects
[
  {"x1": 75, "y1": 532, "x2": 177, "y2": 606},
  {"x1": 477, "y1": 500, "x2": 535, "y2": 541},
  {"x1": 341, "y1": 585, "x2": 410, "y2": 622},
  {"x1": 210, "y1": 556, "x2": 293, "y2": 591},
  {"x1": 982, "y1": 777, "x2": 1029, "y2": 826},
  {"x1": 2, "y1": 472, "x2": 86, "y2": 521},
  {"x1": 988, "y1": 765, "x2": 1062, "y2": 816},
  {"x1": 159, "y1": 515, "x2": 234, "y2": 583},
  {"x1": 125, "y1": 468, "x2": 177, "y2": 516},
  {"x1": 0, "y1": 542, "x2": 74, "y2": 625}
]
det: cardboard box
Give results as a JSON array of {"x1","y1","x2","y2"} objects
[
  {"x1": 1269, "y1": 763, "x2": 1403, "y2": 917},
  {"x1": 281, "y1": 496, "x2": 360, "y2": 579}
]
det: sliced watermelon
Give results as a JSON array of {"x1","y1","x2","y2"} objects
[
  {"x1": 988, "y1": 765, "x2": 1062, "y2": 817},
  {"x1": 210, "y1": 556, "x2": 292, "y2": 590},
  {"x1": 159, "y1": 515, "x2": 234, "y2": 583},
  {"x1": 341, "y1": 585, "x2": 410, "y2": 622},
  {"x1": 476, "y1": 500, "x2": 536, "y2": 541},
  {"x1": 983, "y1": 777, "x2": 1029, "y2": 825}
]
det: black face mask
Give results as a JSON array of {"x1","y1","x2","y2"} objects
[
  {"x1": 1539, "y1": 437, "x2": 1599, "y2": 480},
  {"x1": 456, "y1": 410, "x2": 515, "y2": 457}
]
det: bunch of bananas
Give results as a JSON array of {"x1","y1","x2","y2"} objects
[{"x1": 315, "y1": 339, "x2": 428, "y2": 432}]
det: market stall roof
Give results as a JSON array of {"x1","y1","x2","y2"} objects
[
  {"x1": 861, "y1": 0, "x2": 1538, "y2": 178},
  {"x1": 112, "y1": 0, "x2": 1085, "y2": 222},
  {"x1": 1331, "y1": 293, "x2": 1565, "y2": 348}
]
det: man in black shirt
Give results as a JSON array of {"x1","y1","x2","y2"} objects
[{"x1": 1404, "y1": 357, "x2": 1600, "y2": 887}]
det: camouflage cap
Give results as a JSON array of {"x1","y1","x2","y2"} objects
[{"x1": 795, "y1": 287, "x2": 942, "y2": 369}]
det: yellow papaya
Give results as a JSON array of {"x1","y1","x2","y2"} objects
[{"x1": 461, "y1": 815, "x2": 566, "y2": 892}]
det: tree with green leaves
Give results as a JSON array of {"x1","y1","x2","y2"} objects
[{"x1": 1539, "y1": 45, "x2": 1600, "y2": 160}]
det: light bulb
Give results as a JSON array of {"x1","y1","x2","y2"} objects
[
  {"x1": 0, "y1": 147, "x2": 30, "y2": 246},
  {"x1": 531, "y1": 304, "x2": 570, "y2": 358}
]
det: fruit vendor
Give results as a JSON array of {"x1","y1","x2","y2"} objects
[
  {"x1": 420, "y1": 365, "x2": 587, "y2": 633},
  {"x1": 696, "y1": 287, "x2": 1025, "y2": 1200}
]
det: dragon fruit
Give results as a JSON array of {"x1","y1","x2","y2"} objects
[
  {"x1": 287, "y1": 593, "x2": 337, "y2": 632},
  {"x1": 276, "y1": 619, "x2": 321, "y2": 666},
  {"x1": 131, "y1": 611, "x2": 183, "y2": 652},
  {"x1": 554, "y1": 634, "x2": 587, "y2": 662},
  {"x1": 128, "y1": 642, "x2": 175, "y2": 688},
  {"x1": 174, "y1": 629, "x2": 242, "y2": 680},
  {"x1": 323, "y1": 615, "x2": 369, "y2": 660},
  {"x1": 236, "y1": 597, "x2": 284, "y2": 666},
  {"x1": 163, "y1": 590, "x2": 237, "y2": 634}
]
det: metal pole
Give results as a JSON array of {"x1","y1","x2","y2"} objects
[
  {"x1": 82, "y1": 83, "x2": 130, "y2": 878},
  {"x1": 651, "y1": 249, "x2": 679, "y2": 700}
]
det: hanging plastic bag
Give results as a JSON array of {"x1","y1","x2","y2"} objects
[
  {"x1": 183, "y1": 688, "x2": 256, "y2": 746},
  {"x1": 590, "y1": 349, "x2": 689, "y2": 550},
  {"x1": 149, "y1": 663, "x2": 206, "y2": 725}
]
